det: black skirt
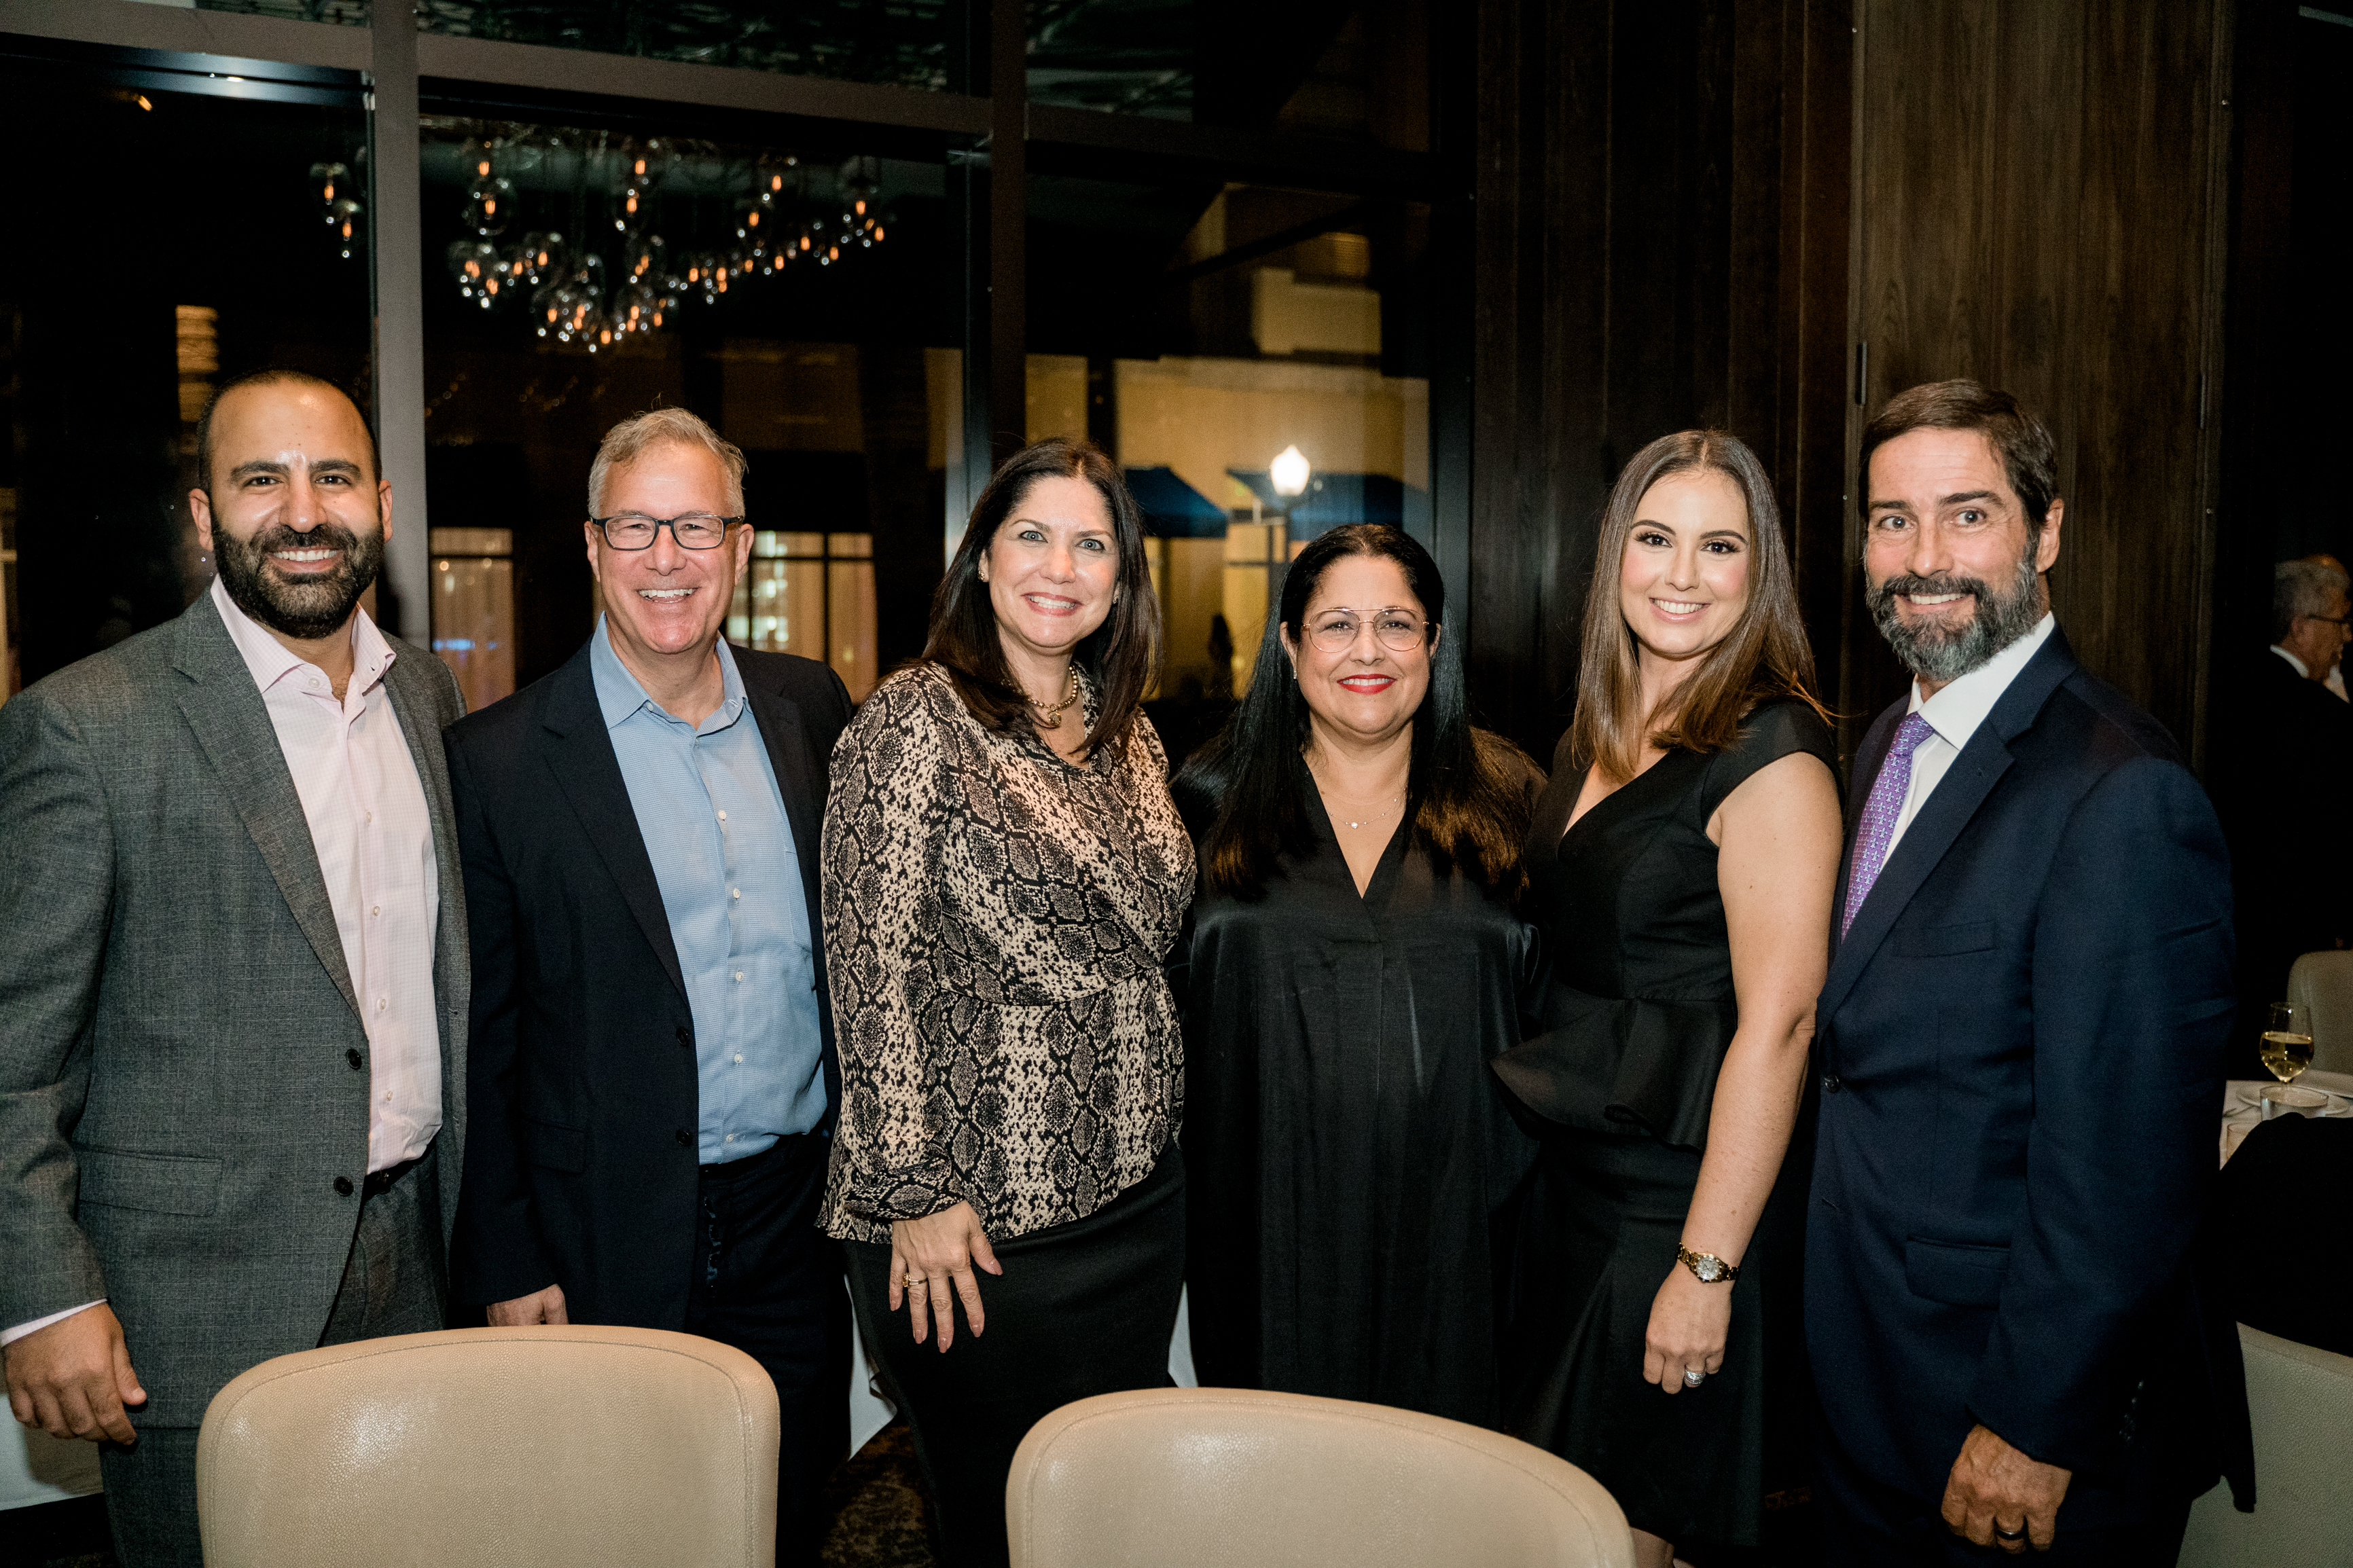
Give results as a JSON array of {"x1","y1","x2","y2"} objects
[
  {"x1": 846, "y1": 1146, "x2": 1185, "y2": 1568},
  {"x1": 1504, "y1": 1129, "x2": 1766, "y2": 1548}
]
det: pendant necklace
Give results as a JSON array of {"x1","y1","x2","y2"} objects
[{"x1": 1028, "y1": 666, "x2": 1081, "y2": 729}]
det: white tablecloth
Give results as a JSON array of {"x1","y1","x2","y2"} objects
[{"x1": 2221, "y1": 1067, "x2": 2353, "y2": 1165}]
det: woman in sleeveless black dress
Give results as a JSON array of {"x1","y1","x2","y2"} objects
[{"x1": 1491, "y1": 432, "x2": 1843, "y2": 1565}]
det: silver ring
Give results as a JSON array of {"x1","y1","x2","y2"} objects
[
  {"x1": 1682, "y1": 1368, "x2": 1706, "y2": 1387},
  {"x1": 1995, "y1": 1526, "x2": 2026, "y2": 1542}
]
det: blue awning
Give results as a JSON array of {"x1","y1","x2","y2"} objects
[{"x1": 1124, "y1": 466, "x2": 1230, "y2": 538}]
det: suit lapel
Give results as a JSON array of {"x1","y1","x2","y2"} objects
[
  {"x1": 170, "y1": 596, "x2": 362, "y2": 1019},
  {"x1": 1820, "y1": 632, "x2": 2079, "y2": 1017},
  {"x1": 543, "y1": 648, "x2": 689, "y2": 999}
]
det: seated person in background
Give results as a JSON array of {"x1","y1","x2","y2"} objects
[
  {"x1": 2216, "y1": 558, "x2": 2353, "y2": 1074},
  {"x1": 2215, "y1": 1114, "x2": 2353, "y2": 1357},
  {"x1": 2300, "y1": 553, "x2": 2349, "y2": 699}
]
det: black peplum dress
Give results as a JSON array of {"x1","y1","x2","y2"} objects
[
  {"x1": 1490, "y1": 698, "x2": 1836, "y2": 1548},
  {"x1": 1177, "y1": 782, "x2": 1543, "y2": 1427}
]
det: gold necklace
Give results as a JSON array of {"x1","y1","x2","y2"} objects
[
  {"x1": 1309, "y1": 763, "x2": 1406, "y2": 830},
  {"x1": 1027, "y1": 666, "x2": 1081, "y2": 729}
]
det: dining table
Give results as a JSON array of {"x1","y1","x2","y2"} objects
[{"x1": 2220, "y1": 1066, "x2": 2353, "y2": 1164}]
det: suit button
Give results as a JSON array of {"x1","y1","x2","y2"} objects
[
  {"x1": 346, "y1": 1048, "x2": 365, "y2": 1071},
  {"x1": 675, "y1": 1025, "x2": 691, "y2": 1048},
  {"x1": 334, "y1": 1175, "x2": 355, "y2": 1197},
  {"x1": 1821, "y1": 1074, "x2": 1844, "y2": 1094},
  {"x1": 675, "y1": 1129, "x2": 692, "y2": 1149}
]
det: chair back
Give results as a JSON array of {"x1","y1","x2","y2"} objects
[
  {"x1": 2284, "y1": 949, "x2": 2353, "y2": 1074},
  {"x1": 1005, "y1": 1387, "x2": 1634, "y2": 1568},
  {"x1": 196, "y1": 1325, "x2": 778, "y2": 1568},
  {"x1": 2178, "y1": 1324, "x2": 2353, "y2": 1566}
]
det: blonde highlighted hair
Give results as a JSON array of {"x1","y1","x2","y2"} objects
[
  {"x1": 1570, "y1": 430, "x2": 1827, "y2": 782},
  {"x1": 587, "y1": 407, "x2": 748, "y2": 517}
]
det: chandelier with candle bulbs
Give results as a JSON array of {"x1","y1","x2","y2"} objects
[{"x1": 421, "y1": 124, "x2": 895, "y2": 353}]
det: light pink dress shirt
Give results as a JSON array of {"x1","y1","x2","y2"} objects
[{"x1": 3, "y1": 582, "x2": 444, "y2": 1349}]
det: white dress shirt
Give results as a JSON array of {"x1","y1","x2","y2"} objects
[
  {"x1": 2271, "y1": 644, "x2": 2310, "y2": 680},
  {"x1": 4, "y1": 583, "x2": 442, "y2": 1347},
  {"x1": 1882, "y1": 613, "x2": 2058, "y2": 860}
]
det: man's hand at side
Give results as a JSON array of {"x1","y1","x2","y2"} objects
[
  {"x1": 485, "y1": 1283, "x2": 568, "y2": 1326},
  {"x1": 1941, "y1": 1422, "x2": 2072, "y2": 1552},
  {"x1": 4, "y1": 1305, "x2": 145, "y2": 1444}
]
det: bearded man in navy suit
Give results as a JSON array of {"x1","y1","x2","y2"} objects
[{"x1": 1806, "y1": 380, "x2": 2252, "y2": 1563}]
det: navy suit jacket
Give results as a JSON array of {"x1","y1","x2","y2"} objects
[
  {"x1": 1807, "y1": 627, "x2": 2254, "y2": 1519},
  {"x1": 444, "y1": 638, "x2": 853, "y2": 1325}
]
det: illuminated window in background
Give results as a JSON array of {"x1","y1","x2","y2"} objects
[
  {"x1": 728, "y1": 531, "x2": 878, "y2": 700},
  {"x1": 430, "y1": 527, "x2": 516, "y2": 711}
]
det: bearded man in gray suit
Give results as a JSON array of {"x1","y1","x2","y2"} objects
[{"x1": 0, "y1": 370, "x2": 468, "y2": 1567}]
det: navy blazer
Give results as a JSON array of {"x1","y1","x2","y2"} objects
[
  {"x1": 1807, "y1": 627, "x2": 2254, "y2": 1519},
  {"x1": 444, "y1": 638, "x2": 853, "y2": 1324}
]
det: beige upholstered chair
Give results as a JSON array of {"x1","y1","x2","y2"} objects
[
  {"x1": 2284, "y1": 950, "x2": 2353, "y2": 1074},
  {"x1": 1005, "y1": 1387, "x2": 1635, "y2": 1568},
  {"x1": 196, "y1": 1325, "x2": 778, "y2": 1568},
  {"x1": 2178, "y1": 1324, "x2": 2353, "y2": 1567}
]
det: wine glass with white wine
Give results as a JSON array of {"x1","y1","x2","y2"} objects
[{"x1": 2261, "y1": 1001, "x2": 2316, "y2": 1084}]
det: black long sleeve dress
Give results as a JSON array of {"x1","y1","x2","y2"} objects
[
  {"x1": 1490, "y1": 697, "x2": 1835, "y2": 1548},
  {"x1": 1178, "y1": 781, "x2": 1543, "y2": 1427}
]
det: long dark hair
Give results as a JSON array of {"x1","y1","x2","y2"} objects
[
  {"x1": 1570, "y1": 430, "x2": 1827, "y2": 781},
  {"x1": 920, "y1": 436, "x2": 1162, "y2": 760},
  {"x1": 1179, "y1": 524, "x2": 1534, "y2": 900}
]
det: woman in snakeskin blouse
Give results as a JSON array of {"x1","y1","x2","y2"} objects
[{"x1": 819, "y1": 437, "x2": 1193, "y2": 1568}]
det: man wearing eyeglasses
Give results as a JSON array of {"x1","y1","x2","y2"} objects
[{"x1": 444, "y1": 408, "x2": 854, "y2": 1565}]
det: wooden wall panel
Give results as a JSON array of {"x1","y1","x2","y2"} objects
[
  {"x1": 1467, "y1": 0, "x2": 1855, "y2": 761},
  {"x1": 1847, "y1": 0, "x2": 2229, "y2": 761}
]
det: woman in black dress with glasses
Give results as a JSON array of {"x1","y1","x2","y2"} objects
[
  {"x1": 1174, "y1": 524, "x2": 1542, "y2": 1427},
  {"x1": 1492, "y1": 432, "x2": 1841, "y2": 1565}
]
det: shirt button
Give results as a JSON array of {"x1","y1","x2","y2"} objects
[
  {"x1": 1822, "y1": 1074, "x2": 1844, "y2": 1094},
  {"x1": 734, "y1": 971, "x2": 744, "y2": 983},
  {"x1": 365, "y1": 811, "x2": 374, "y2": 824},
  {"x1": 376, "y1": 996, "x2": 388, "y2": 1011},
  {"x1": 734, "y1": 1053, "x2": 744, "y2": 1065},
  {"x1": 730, "y1": 888, "x2": 741, "y2": 900},
  {"x1": 724, "y1": 1133, "x2": 736, "y2": 1143},
  {"x1": 717, "y1": 809, "x2": 728, "y2": 822}
]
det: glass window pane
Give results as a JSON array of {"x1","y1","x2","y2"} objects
[
  {"x1": 433, "y1": 556, "x2": 516, "y2": 712},
  {"x1": 415, "y1": 1, "x2": 958, "y2": 88},
  {"x1": 828, "y1": 559, "x2": 879, "y2": 700},
  {"x1": 429, "y1": 527, "x2": 515, "y2": 555},
  {"x1": 1027, "y1": 1, "x2": 1429, "y2": 147},
  {"x1": 0, "y1": 54, "x2": 370, "y2": 695},
  {"x1": 421, "y1": 113, "x2": 960, "y2": 708},
  {"x1": 827, "y1": 532, "x2": 875, "y2": 558}
]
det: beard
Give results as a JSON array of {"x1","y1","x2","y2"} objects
[
  {"x1": 1867, "y1": 538, "x2": 2045, "y2": 686},
  {"x1": 213, "y1": 520, "x2": 384, "y2": 642}
]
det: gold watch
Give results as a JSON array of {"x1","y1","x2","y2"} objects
[{"x1": 1677, "y1": 1245, "x2": 1739, "y2": 1284}]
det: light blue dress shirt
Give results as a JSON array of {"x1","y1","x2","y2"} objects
[{"x1": 590, "y1": 619, "x2": 827, "y2": 1162}]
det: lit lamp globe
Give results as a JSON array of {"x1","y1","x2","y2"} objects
[{"x1": 1270, "y1": 445, "x2": 1311, "y2": 498}]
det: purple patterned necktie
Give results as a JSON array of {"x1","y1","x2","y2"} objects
[{"x1": 1841, "y1": 712, "x2": 1937, "y2": 938}]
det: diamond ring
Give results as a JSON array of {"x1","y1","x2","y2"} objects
[{"x1": 1682, "y1": 1368, "x2": 1706, "y2": 1388}]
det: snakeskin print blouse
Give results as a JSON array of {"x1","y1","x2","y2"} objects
[{"x1": 819, "y1": 662, "x2": 1195, "y2": 1246}]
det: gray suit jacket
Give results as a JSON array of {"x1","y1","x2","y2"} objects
[{"x1": 0, "y1": 591, "x2": 468, "y2": 1427}]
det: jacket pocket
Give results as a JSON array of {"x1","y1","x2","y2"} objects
[
  {"x1": 523, "y1": 1118, "x2": 586, "y2": 1174},
  {"x1": 1905, "y1": 1236, "x2": 2009, "y2": 1307},
  {"x1": 77, "y1": 1148, "x2": 222, "y2": 1217},
  {"x1": 1893, "y1": 920, "x2": 1996, "y2": 958}
]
